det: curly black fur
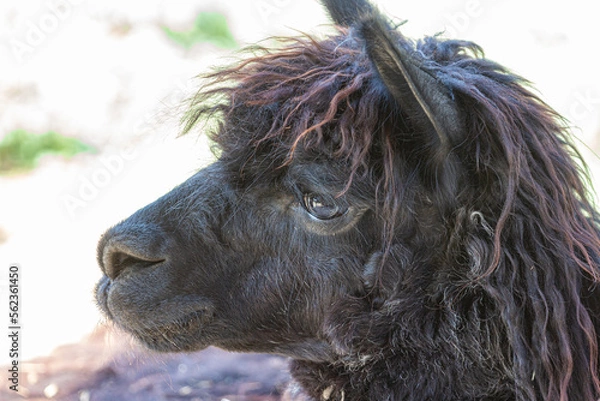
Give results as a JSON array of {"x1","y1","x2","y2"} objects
[{"x1": 96, "y1": 1, "x2": 600, "y2": 400}]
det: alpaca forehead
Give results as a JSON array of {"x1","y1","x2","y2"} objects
[
  {"x1": 212, "y1": 37, "x2": 386, "y2": 150},
  {"x1": 215, "y1": 123, "x2": 371, "y2": 187}
]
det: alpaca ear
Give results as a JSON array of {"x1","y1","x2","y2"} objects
[
  {"x1": 320, "y1": 0, "x2": 374, "y2": 27},
  {"x1": 359, "y1": 17, "x2": 461, "y2": 152},
  {"x1": 321, "y1": 0, "x2": 462, "y2": 153}
]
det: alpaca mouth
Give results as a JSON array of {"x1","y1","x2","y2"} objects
[{"x1": 95, "y1": 276, "x2": 215, "y2": 352}]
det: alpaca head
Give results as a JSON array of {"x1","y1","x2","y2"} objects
[{"x1": 96, "y1": 1, "x2": 600, "y2": 399}]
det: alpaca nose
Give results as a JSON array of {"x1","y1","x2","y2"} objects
[
  {"x1": 100, "y1": 243, "x2": 165, "y2": 280},
  {"x1": 97, "y1": 224, "x2": 167, "y2": 280}
]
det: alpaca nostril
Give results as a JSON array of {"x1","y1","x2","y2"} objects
[
  {"x1": 101, "y1": 242, "x2": 165, "y2": 280},
  {"x1": 97, "y1": 222, "x2": 169, "y2": 280}
]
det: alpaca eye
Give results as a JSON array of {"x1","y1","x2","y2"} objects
[{"x1": 303, "y1": 193, "x2": 346, "y2": 220}]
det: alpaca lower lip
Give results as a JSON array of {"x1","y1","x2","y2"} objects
[
  {"x1": 105, "y1": 299, "x2": 215, "y2": 352},
  {"x1": 111, "y1": 297, "x2": 215, "y2": 331}
]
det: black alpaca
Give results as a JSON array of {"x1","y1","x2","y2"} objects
[{"x1": 95, "y1": 0, "x2": 600, "y2": 399}]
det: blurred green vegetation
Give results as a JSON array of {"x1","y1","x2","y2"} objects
[
  {"x1": 0, "y1": 130, "x2": 95, "y2": 174},
  {"x1": 163, "y1": 12, "x2": 238, "y2": 49}
]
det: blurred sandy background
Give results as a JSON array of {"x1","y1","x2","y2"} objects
[{"x1": 0, "y1": 0, "x2": 599, "y2": 394}]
